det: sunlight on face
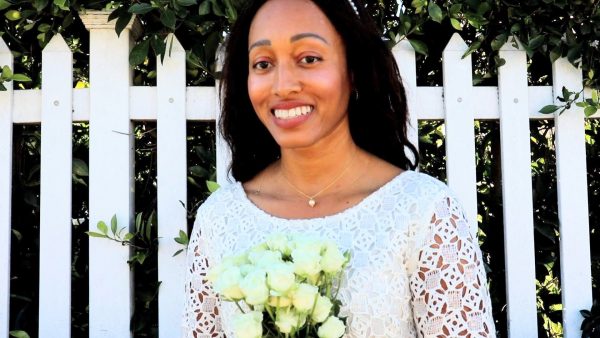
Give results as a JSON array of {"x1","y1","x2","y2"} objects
[{"x1": 247, "y1": 0, "x2": 352, "y2": 151}]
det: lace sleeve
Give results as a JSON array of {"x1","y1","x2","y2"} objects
[
  {"x1": 409, "y1": 194, "x2": 496, "y2": 338},
  {"x1": 182, "y1": 224, "x2": 226, "y2": 338}
]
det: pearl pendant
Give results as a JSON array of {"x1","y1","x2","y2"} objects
[{"x1": 308, "y1": 199, "x2": 316, "y2": 207}]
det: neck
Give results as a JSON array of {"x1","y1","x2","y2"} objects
[{"x1": 278, "y1": 136, "x2": 359, "y2": 193}]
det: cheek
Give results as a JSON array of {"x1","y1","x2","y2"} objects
[{"x1": 247, "y1": 76, "x2": 269, "y2": 108}]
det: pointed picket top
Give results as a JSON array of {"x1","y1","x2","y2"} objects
[
  {"x1": 499, "y1": 36, "x2": 525, "y2": 52},
  {"x1": 392, "y1": 39, "x2": 414, "y2": 53},
  {"x1": 165, "y1": 34, "x2": 184, "y2": 54},
  {"x1": 443, "y1": 33, "x2": 468, "y2": 52},
  {"x1": 0, "y1": 36, "x2": 10, "y2": 54},
  {"x1": 43, "y1": 33, "x2": 70, "y2": 53}
]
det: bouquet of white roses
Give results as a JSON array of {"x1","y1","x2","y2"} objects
[{"x1": 207, "y1": 234, "x2": 351, "y2": 338}]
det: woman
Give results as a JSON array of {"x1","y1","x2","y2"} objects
[{"x1": 183, "y1": 0, "x2": 496, "y2": 336}]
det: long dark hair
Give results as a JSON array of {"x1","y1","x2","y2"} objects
[{"x1": 220, "y1": 0, "x2": 419, "y2": 183}]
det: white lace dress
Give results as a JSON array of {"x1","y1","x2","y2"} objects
[{"x1": 183, "y1": 171, "x2": 496, "y2": 337}]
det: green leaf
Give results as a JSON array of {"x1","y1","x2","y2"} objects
[
  {"x1": 86, "y1": 231, "x2": 107, "y2": 238},
  {"x1": 38, "y1": 23, "x2": 51, "y2": 33},
  {"x1": 562, "y1": 86, "x2": 571, "y2": 101},
  {"x1": 129, "y1": 39, "x2": 150, "y2": 66},
  {"x1": 528, "y1": 34, "x2": 545, "y2": 50},
  {"x1": 174, "y1": 229, "x2": 189, "y2": 245},
  {"x1": 172, "y1": 249, "x2": 184, "y2": 257},
  {"x1": 584, "y1": 105, "x2": 597, "y2": 117},
  {"x1": 128, "y1": 3, "x2": 154, "y2": 14},
  {"x1": 0, "y1": 0, "x2": 11, "y2": 11},
  {"x1": 450, "y1": 18, "x2": 462, "y2": 30},
  {"x1": 491, "y1": 34, "x2": 507, "y2": 51},
  {"x1": 206, "y1": 180, "x2": 220, "y2": 193},
  {"x1": 32, "y1": 0, "x2": 49, "y2": 11},
  {"x1": 11, "y1": 74, "x2": 32, "y2": 82},
  {"x1": 539, "y1": 105, "x2": 560, "y2": 114},
  {"x1": 1, "y1": 65, "x2": 12, "y2": 79},
  {"x1": 5, "y1": 10, "x2": 21, "y2": 21},
  {"x1": 115, "y1": 12, "x2": 132, "y2": 37},
  {"x1": 210, "y1": 0, "x2": 225, "y2": 16},
  {"x1": 198, "y1": 0, "x2": 210, "y2": 15},
  {"x1": 146, "y1": 217, "x2": 152, "y2": 241},
  {"x1": 462, "y1": 41, "x2": 481, "y2": 58},
  {"x1": 123, "y1": 233, "x2": 134, "y2": 241},
  {"x1": 592, "y1": 89, "x2": 598, "y2": 103},
  {"x1": 408, "y1": 39, "x2": 428, "y2": 56},
  {"x1": 449, "y1": 4, "x2": 461, "y2": 15},
  {"x1": 135, "y1": 212, "x2": 143, "y2": 233},
  {"x1": 427, "y1": 2, "x2": 443, "y2": 23},
  {"x1": 176, "y1": 0, "x2": 197, "y2": 7},
  {"x1": 9, "y1": 330, "x2": 31, "y2": 338},
  {"x1": 0, "y1": 82, "x2": 6, "y2": 91},
  {"x1": 52, "y1": 0, "x2": 67, "y2": 9},
  {"x1": 97, "y1": 221, "x2": 108, "y2": 235},
  {"x1": 72, "y1": 158, "x2": 89, "y2": 176},
  {"x1": 110, "y1": 215, "x2": 118, "y2": 235},
  {"x1": 160, "y1": 9, "x2": 176, "y2": 30},
  {"x1": 11, "y1": 229, "x2": 22, "y2": 241}
]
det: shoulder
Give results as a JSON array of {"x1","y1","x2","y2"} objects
[
  {"x1": 398, "y1": 170, "x2": 451, "y2": 200},
  {"x1": 193, "y1": 181, "x2": 242, "y2": 225}
]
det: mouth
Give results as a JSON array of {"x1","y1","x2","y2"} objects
[{"x1": 272, "y1": 105, "x2": 314, "y2": 120}]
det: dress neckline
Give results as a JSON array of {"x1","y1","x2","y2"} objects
[{"x1": 233, "y1": 170, "x2": 414, "y2": 222}]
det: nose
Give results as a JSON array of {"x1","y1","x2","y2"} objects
[{"x1": 272, "y1": 62, "x2": 301, "y2": 97}]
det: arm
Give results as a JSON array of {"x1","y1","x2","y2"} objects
[
  {"x1": 409, "y1": 194, "x2": 496, "y2": 338},
  {"x1": 183, "y1": 224, "x2": 226, "y2": 338}
]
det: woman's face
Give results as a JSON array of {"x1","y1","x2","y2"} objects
[{"x1": 247, "y1": 0, "x2": 352, "y2": 151}]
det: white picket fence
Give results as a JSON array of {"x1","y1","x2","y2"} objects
[{"x1": 0, "y1": 10, "x2": 596, "y2": 338}]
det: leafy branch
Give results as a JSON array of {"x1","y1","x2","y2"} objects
[{"x1": 539, "y1": 86, "x2": 599, "y2": 117}]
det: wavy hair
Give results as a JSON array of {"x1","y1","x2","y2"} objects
[{"x1": 220, "y1": 0, "x2": 419, "y2": 182}]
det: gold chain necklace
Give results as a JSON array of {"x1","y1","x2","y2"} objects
[{"x1": 280, "y1": 151, "x2": 357, "y2": 208}]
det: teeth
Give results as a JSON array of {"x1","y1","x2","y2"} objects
[{"x1": 274, "y1": 105, "x2": 313, "y2": 119}]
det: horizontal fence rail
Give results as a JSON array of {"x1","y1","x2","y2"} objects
[{"x1": 0, "y1": 11, "x2": 596, "y2": 338}]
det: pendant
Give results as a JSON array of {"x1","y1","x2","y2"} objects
[{"x1": 308, "y1": 199, "x2": 316, "y2": 207}]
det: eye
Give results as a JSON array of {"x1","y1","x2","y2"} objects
[
  {"x1": 253, "y1": 60, "x2": 272, "y2": 70},
  {"x1": 300, "y1": 55, "x2": 322, "y2": 64}
]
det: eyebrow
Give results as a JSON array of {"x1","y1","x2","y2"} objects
[{"x1": 248, "y1": 33, "x2": 329, "y2": 52}]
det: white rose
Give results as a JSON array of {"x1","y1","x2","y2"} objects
[
  {"x1": 292, "y1": 248, "x2": 322, "y2": 278},
  {"x1": 317, "y1": 316, "x2": 346, "y2": 338},
  {"x1": 311, "y1": 295, "x2": 333, "y2": 323},
  {"x1": 291, "y1": 235, "x2": 324, "y2": 254},
  {"x1": 291, "y1": 283, "x2": 318, "y2": 312},
  {"x1": 268, "y1": 295, "x2": 292, "y2": 307},
  {"x1": 213, "y1": 266, "x2": 244, "y2": 300},
  {"x1": 266, "y1": 234, "x2": 292, "y2": 256},
  {"x1": 233, "y1": 311, "x2": 263, "y2": 338},
  {"x1": 320, "y1": 244, "x2": 347, "y2": 274},
  {"x1": 275, "y1": 307, "x2": 306, "y2": 334},
  {"x1": 267, "y1": 262, "x2": 296, "y2": 294},
  {"x1": 249, "y1": 249, "x2": 283, "y2": 269},
  {"x1": 240, "y1": 269, "x2": 269, "y2": 305}
]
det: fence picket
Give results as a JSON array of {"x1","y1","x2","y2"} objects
[
  {"x1": 552, "y1": 58, "x2": 593, "y2": 338},
  {"x1": 0, "y1": 37, "x2": 14, "y2": 338},
  {"x1": 81, "y1": 12, "x2": 136, "y2": 338},
  {"x1": 498, "y1": 39, "x2": 538, "y2": 337},
  {"x1": 156, "y1": 34, "x2": 187, "y2": 337},
  {"x1": 442, "y1": 33, "x2": 478, "y2": 235},
  {"x1": 393, "y1": 40, "x2": 419, "y2": 163},
  {"x1": 39, "y1": 34, "x2": 73, "y2": 337}
]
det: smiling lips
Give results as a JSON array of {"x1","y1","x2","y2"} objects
[{"x1": 273, "y1": 105, "x2": 314, "y2": 120}]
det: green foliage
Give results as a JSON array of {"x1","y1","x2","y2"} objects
[
  {"x1": 3, "y1": 0, "x2": 600, "y2": 337},
  {"x1": 9, "y1": 330, "x2": 30, "y2": 338},
  {"x1": 581, "y1": 300, "x2": 600, "y2": 338}
]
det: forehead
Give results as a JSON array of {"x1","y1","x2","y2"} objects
[{"x1": 249, "y1": 0, "x2": 341, "y2": 44}]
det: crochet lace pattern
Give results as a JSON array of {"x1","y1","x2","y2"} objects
[{"x1": 183, "y1": 171, "x2": 496, "y2": 337}]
